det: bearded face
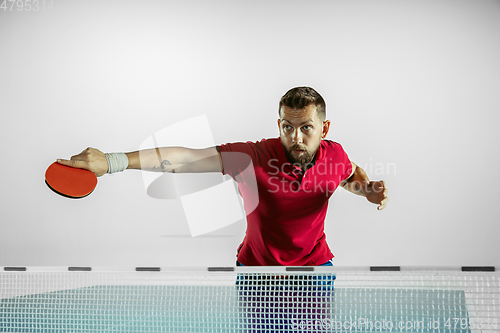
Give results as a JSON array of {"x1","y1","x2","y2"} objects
[{"x1": 278, "y1": 104, "x2": 329, "y2": 169}]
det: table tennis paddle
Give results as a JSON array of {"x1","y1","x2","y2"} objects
[{"x1": 45, "y1": 162, "x2": 98, "y2": 199}]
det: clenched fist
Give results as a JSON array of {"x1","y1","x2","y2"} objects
[{"x1": 363, "y1": 180, "x2": 389, "y2": 210}]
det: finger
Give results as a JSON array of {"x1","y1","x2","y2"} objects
[
  {"x1": 56, "y1": 158, "x2": 71, "y2": 165},
  {"x1": 70, "y1": 154, "x2": 87, "y2": 161},
  {"x1": 56, "y1": 159, "x2": 88, "y2": 170},
  {"x1": 378, "y1": 198, "x2": 389, "y2": 210}
]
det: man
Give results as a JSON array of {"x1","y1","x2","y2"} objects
[{"x1": 57, "y1": 87, "x2": 388, "y2": 266}]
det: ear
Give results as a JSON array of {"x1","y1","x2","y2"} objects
[
  {"x1": 321, "y1": 120, "x2": 331, "y2": 139},
  {"x1": 277, "y1": 118, "x2": 281, "y2": 131}
]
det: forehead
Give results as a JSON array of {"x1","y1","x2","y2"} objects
[{"x1": 280, "y1": 105, "x2": 320, "y2": 124}]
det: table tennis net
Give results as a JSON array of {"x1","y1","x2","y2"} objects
[{"x1": 1, "y1": 268, "x2": 499, "y2": 332}]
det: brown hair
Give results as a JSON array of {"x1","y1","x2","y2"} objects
[{"x1": 278, "y1": 87, "x2": 326, "y2": 121}]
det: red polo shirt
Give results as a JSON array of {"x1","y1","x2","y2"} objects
[{"x1": 217, "y1": 138, "x2": 352, "y2": 266}]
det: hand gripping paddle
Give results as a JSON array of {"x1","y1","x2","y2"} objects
[{"x1": 45, "y1": 162, "x2": 98, "y2": 199}]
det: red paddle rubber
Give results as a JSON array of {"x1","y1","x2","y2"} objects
[{"x1": 45, "y1": 162, "x2": 97, "y2": 199}]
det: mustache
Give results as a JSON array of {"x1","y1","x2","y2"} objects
[{"x1": 290, "y1": 144, "x2": 307, "y2": 151}]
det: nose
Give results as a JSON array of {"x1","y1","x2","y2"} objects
[{"x1": 292, "y1": 129, "x2": 303, "y2": 144}]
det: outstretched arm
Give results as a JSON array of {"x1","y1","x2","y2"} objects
[
  {"x1": 126, "y1": 147, "x2": 221, "y2": 173},
  {"x1": 57, "y1": 146, "x2": 222, "y2": 177},
  {"x1": 340, "y1": 161, "x2": 389, "y2": 210}
]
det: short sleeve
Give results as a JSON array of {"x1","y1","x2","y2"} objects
[
  {"x1": 339, "y1": 144, "x2": 352, "y2": 181},
  {"x1": 322, "y1": 140, "x2": 352, "y2": 181},
  {"x1": 216, "y1": 142, "x2": 255, "y2": 180},
  {"x1": 342, "y1": 158, "x2": 353, "y2": 181}
]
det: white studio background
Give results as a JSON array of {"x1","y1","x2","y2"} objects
[{"x1": 1, "y1": 0, "x2": 499, "y2": 268}]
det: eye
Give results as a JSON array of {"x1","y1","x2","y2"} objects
[
  {"x1": 283, "y1": 125, "x2": 292, "y2": 131},
  {"x1": 302, "y1": 125, "x2": 312, "y2": 131}
]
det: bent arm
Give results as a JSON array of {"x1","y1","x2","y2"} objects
[
  {"x1": 340, "y1": 162, "x2": 368, "y2": 196},
  {"x1": 126, "y1": 146, "x2": 222, "y2": 173},
  {"x1": 340, "y1": 161, "x2": 389, "y2": 210}
]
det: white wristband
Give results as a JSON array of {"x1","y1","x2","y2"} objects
[{"x1": 105, "y1": 153, "x2": 129, "y2": 174}]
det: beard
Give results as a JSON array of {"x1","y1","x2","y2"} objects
[{"x1": 283, "y1": 141, "x2": 320, "y2": 169}]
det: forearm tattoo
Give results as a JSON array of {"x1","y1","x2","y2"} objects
[{"x1": 151, "y1": 159, "x2": 173, "y2": 172}]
